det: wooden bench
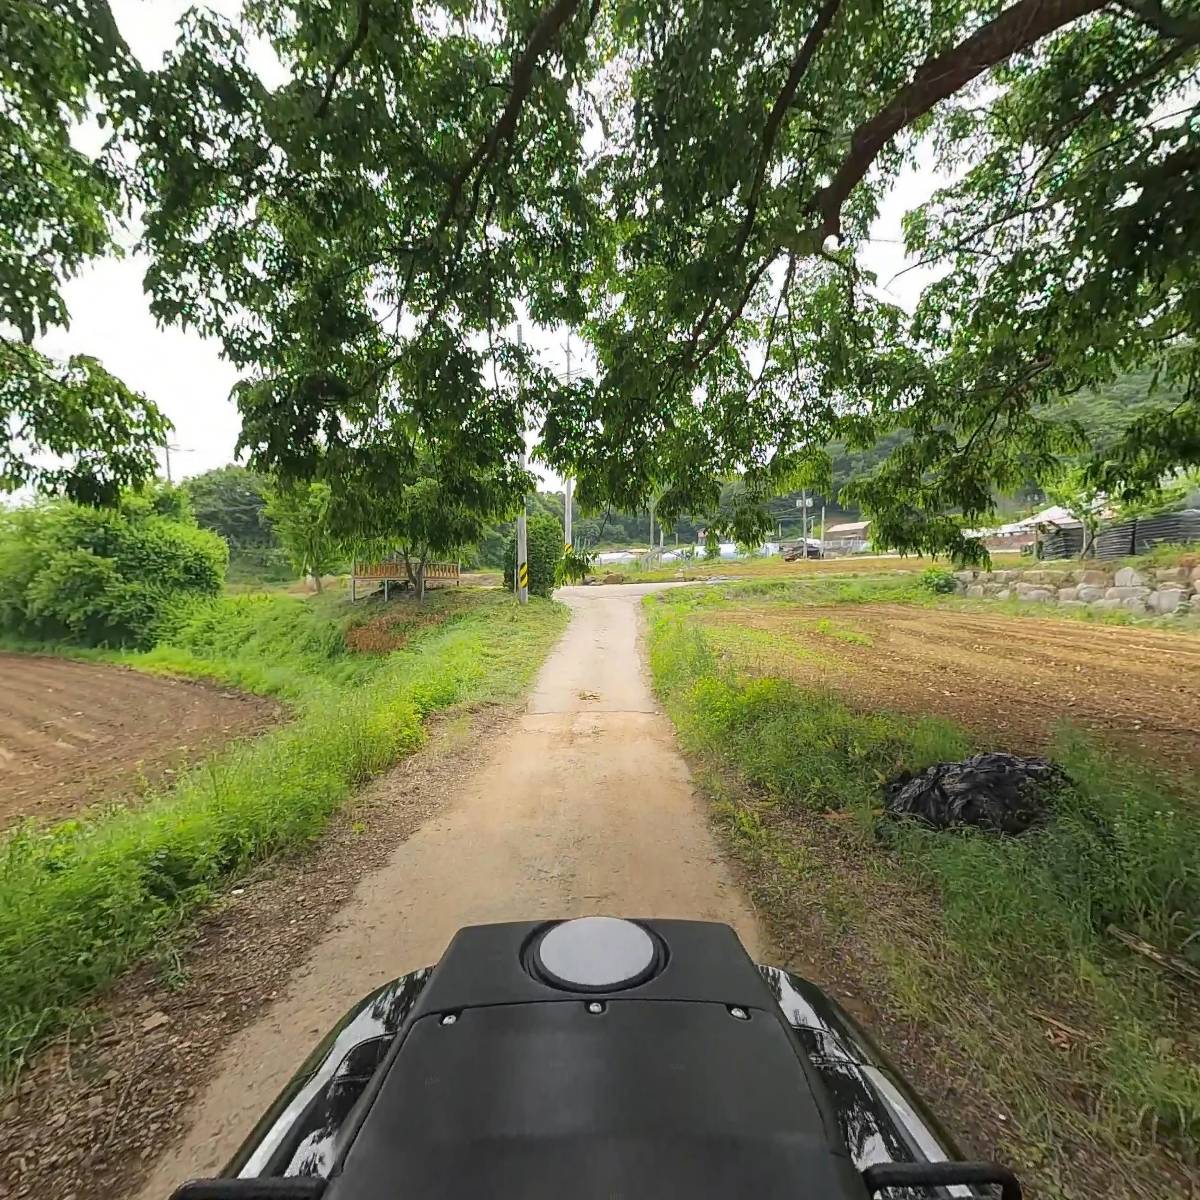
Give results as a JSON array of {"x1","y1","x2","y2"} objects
[{"x1": 351, "y1": 559, "x2": 460, "y2": 600}]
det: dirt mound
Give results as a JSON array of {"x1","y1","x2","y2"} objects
[
  {"x1": 884, "y1": 752, "x2": 1069, "y2": 834},
  {"x1": 344, "y1": 604, "x2": 452, "y2": 653}
]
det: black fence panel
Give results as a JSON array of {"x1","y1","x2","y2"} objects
[
  {"x1": 1095, "y1": 521, "x2": 1137, "y2": 559},
  {"x1": 1041, "y1": 527, "x2": 1085, "y2": 560},
  {"x1": 1131, "y1": 509, "x2": 1200, "y2": 555}
]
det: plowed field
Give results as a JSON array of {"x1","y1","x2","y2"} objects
[
  {"x1": 0, "y1": 654, "x2": 280, "y2": 829},
  {"x1": 699, "y1": 604, "x2": 1200, "y2": 772}
]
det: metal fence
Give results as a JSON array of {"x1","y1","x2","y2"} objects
[{"x1": 1041, "y1": 509, "x2": 1200, "y2": 560}]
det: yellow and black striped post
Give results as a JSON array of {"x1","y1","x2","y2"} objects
[{"x1": 518, "y1": 560, "x2": 529, "y2": 594}]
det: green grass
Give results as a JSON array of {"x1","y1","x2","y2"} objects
[
  {"x1": 618, "y1": 552, "x2": 1024, "y2": 585},
  {"x1": 948, "y1": 593, "x2": 1200, "y2": 632},
  {"x1": 810, "y1": 617, "x2": 872, "y2": 645},
  {"x1": 0, "y1": 588, "x2": 568, "y2": 1077},
  {"x1": 645, "y1": 592, "x2": 1200, "y2": 1193},
  {"x1": 653, "y1": 573, "x2": 934, "y2": 609}
]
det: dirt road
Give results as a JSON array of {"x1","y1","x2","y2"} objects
[
  {"x1": 0, "y1": 653, "x2": 279, "y2": 829},
  {"x1": 140, "y1": 583, "x2": 760, "y2": 1195}
]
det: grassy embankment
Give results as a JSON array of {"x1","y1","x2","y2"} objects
[
  {"x1": 0, "y1": 587, "x2": 568, "y2": 1078},
  {"x1": 646, "y1": 580, "x2": 1199, "y2": 1198}
]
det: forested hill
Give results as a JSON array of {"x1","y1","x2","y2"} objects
[{"x1": 1049, "y1": 366, "x2": 1180, "y2": 450}]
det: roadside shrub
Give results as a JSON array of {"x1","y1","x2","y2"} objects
[
  {"x1": 504, "y1": 512, "x2": 563, "y2": 597},
  {"x1": 918, "y1": 565, "x2": 958, "y2": 594},
  {"x1": 0, "y1": 491, "x2": 227, "y2": 648},
  {"x1": 556, "y1": 544, "x2": 594, "y2": 586}
]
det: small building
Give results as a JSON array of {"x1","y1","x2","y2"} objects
[{"x1": 823, "y1": 520, "x2": 871, "y2": 554}]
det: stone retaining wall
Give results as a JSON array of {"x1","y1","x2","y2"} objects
[{"x1": 954, "y1": 564, "x2": 1200, "y2": 616}]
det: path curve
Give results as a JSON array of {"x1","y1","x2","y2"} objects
[{"x1": 139, "y1": 583, "x2": 761, "y2": 1195}]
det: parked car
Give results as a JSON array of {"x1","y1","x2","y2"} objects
[{"x1": 783, "y1": 539, "x2": 824, "y2": 561}]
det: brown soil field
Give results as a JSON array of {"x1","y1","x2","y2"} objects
[
  {"x1": 700, "y1": 603, "x2": 1200, "y2": 771},
  {"x1": 0, "y1": 654, "x2": 281, "y2": 829}
]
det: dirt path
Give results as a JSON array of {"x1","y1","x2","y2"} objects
[{"x1": 139, "y1": 583, "x2": 760, "y2": 1196}]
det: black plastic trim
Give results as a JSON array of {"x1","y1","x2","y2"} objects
[
  {"x1": 171, "y1": 1180, "x2": 325, "y2": 1199},
  {"x1": 863, "y1": 1161, "x2": 1022, "y2": 1199}
]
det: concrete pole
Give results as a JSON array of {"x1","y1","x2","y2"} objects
[
  {"x1": 516, "y1": 325, "x2": 528, "y2": 605},
  {"x1": 562, "y1": 335, "x2": 573, "y2": 555}
]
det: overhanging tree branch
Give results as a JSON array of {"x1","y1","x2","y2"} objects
[
  {"x1": 1113, "y1": 0, "x2": 1200, "y2": 40},
  {"x1": 439, "y1": 0, "x2": 585, "y2": 230},
  {"x1": 814, "y1": 0, "x2": 1107, "y2": 241},
  {"x1": 733, "y1": 0, "x2": 843, "y2": 258},
  {"x1": 315, "y1": 1, "x2": 371, "y2": 119}
]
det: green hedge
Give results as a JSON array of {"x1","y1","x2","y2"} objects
[
  {"x1": 0, "y1": 491, "x2": 227, "y2": 648},
  {"x1": 504, "y1": 512, "x2": 563, "y2": 598}
]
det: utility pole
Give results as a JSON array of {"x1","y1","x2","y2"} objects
[
  {"x1": 515, "y1": 325, "x2": 529, "y2": 605},
  {"x1": 162, "y1": 442, "x2": 192, "y2": 484},
  {"x1": 561, "y1": 334, "x2": 575, "y2": 556},
  {"x1": 563, "y1": 337, "x2": 573, "y2": 553},
  {"x1": 564, "y1": 476, "x2": 573, "y2": 552}
]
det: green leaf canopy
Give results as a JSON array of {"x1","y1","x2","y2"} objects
[{"x1": 5, "y1": 0, "x2": 1200, "y2": 555}]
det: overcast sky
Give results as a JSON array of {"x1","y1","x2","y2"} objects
[{"x1": 36, "y1": 1, "x2": 939, "y2": 486}]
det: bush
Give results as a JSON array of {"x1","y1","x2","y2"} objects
[
  {"x1": 918, "y1": 565, "x2": 958, "y2": 594},
  {"x1": 556, "y1": 544, "x2": 594, "y2": 586},
  {"x1": 0, "y1": 492, "x2": 227, "y2": 648},
  {"x1": 504, "y1": 512, "x2": 563, "y2": 598}
]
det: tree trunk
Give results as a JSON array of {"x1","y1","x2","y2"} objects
[
  {"x1": 311, "y1": 567, "x2": 323, "y2": 593},
  {"x1": 415, "y1": 555, "x2": 428, "y2": 602}
]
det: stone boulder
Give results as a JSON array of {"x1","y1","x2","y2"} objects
[
  {"x1": 965, "y1": 584, "x2": 985, "y2": 598},
  {"x1": 1018, "y1": 587, "x2": 1055, "y2": 603},
  {"x1": 1154, "y1": 566, "x2": 1190, "y2": 584},
  {"x1": 1080, "y1": 569, "x2": 1110, "y2": 586},
  {"x1": 1094, "y1": 598, "x2": 1123, "y2": 611},
  {"x1": 1106, "y1": 585, "x2": 1151, "y2": 600},
  {"x1": 1076, "y1": 585, "x2": 1106, "y2": 602},
  {"x1": 1057, "y1": 586, "x2": 1078, "y2": 602},
  {"x1": 1114, "y1": 566, "x2": 1148, "y2": 588},
  {"x1": 1149, "y1": 588, "x2": 1190, "y2": 615}
]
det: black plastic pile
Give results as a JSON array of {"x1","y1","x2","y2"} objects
[{"x1": 883, "y1": 752, "x2": 1069, "y2": 835}]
